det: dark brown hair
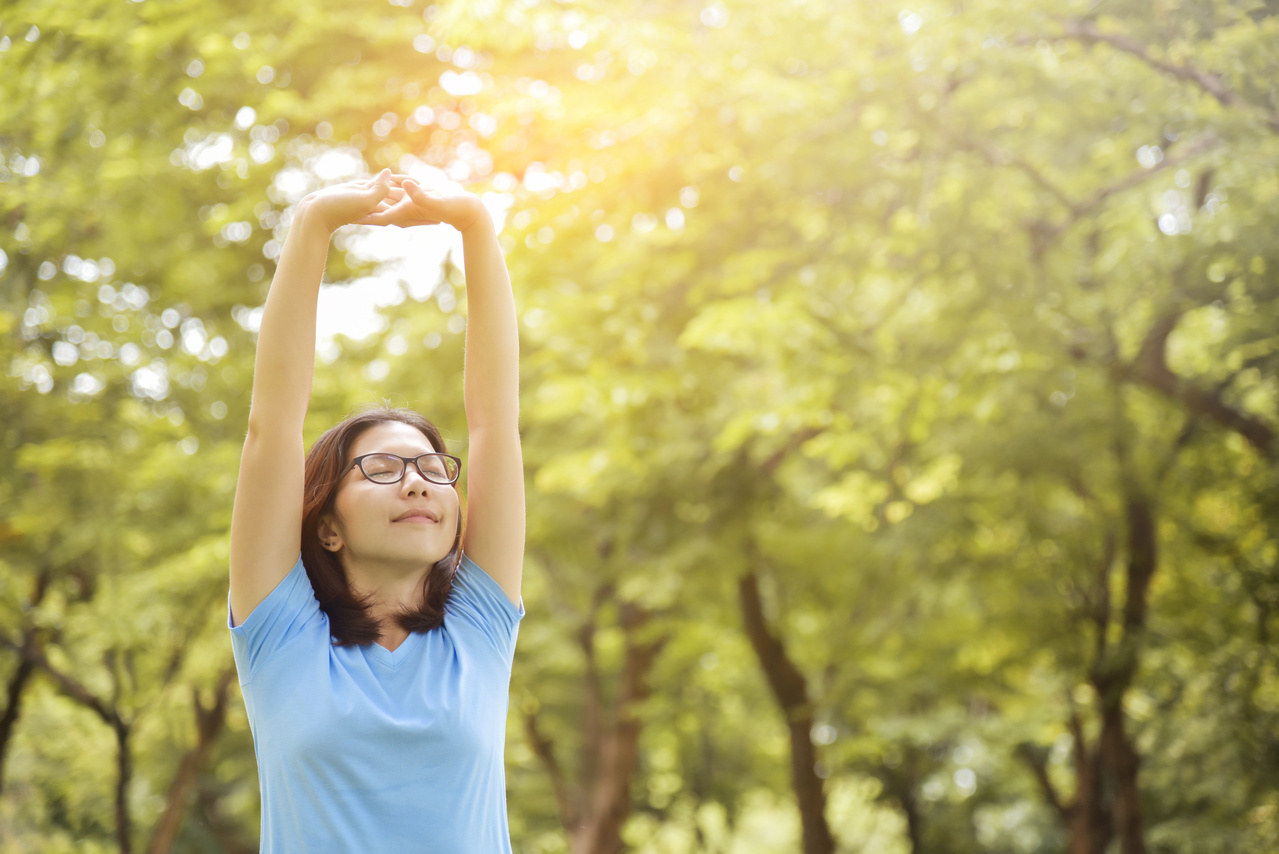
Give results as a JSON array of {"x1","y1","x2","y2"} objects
[{"x1": 301, "y1": 407, "x2": 462, "y2": 646}]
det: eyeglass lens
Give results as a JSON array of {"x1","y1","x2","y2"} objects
[{"x1": 359, "y1": 454, "x2": 457, "y2": 484}]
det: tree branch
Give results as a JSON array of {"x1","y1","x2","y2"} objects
[
  {"x1": 523, "y1": 706, "x2": 579, "y2": 832},
  {"x1": 0, "y1": 568, "x2": 50, "y2": 794},
  {"x1": 0, "y1": 635, "x2": 134, "y2": 853},
  {"x1": 1054, "y1": 20, "x2": 1279, "y2": 131},
  {"x1": 5, "y1": 637, "x2": 123, "y2": 729},
  {"x1": 963, "y1": 138, "x2": 1076, "y2": 212},
  {"x1": 965, "y1": 132, "x2": 1220, "y2": 223},
  {"x1": 739, "y1": 569, "x2": 837, "y2": 854},
  {"x1": 1092, "y1": 529, "x2": 1117, "y2": 667},
  {"x1": 1128, "y1": 311, "x2": 1274, "y2": 459},
  {"x1": 0, "y1": 650, "x2": 35, "y2": 795},
  {"x1": 1074, "y1": 133, "x2": 1221, "y2": 217},
  {"x1": 1014, "y1": 742, "x2": 1070, "y2": 823},
  {"x1": 145, "y1": 669, "x2": 236, "y2": 854},
  {"x1": 760, "y1": 427, "x2": 824, "y2": 477}
]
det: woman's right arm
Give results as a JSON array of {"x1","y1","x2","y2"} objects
[{"x1": 229, "y1": 173, "x2": 391, "y2": 625}]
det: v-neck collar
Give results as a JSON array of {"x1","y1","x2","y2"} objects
[{"x1": 362, "y1": 630, "x2": 423, "y2": 669}]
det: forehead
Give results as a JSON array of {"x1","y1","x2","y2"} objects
[{"x1": 349, "y1": 421, "x2": 438, "y2": 459}]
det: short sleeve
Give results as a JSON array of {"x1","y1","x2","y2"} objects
[
  {"x1": 228, "y1": 555, "x2": 326, "y2": 684},
  {"x1": 444, "y1": 553, "x2": 524, "y2": 664}
]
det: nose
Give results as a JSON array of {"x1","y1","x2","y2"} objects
[{"x1": 399, "y1": 465, "x2": 436, "y2": 496}]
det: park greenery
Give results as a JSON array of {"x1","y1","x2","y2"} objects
[{"x1": 2, "y1": 0, "x2": 1277, "y2": 852}]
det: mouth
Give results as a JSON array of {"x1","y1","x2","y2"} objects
[{"x1": 393, "y1": 510, "x2": 439, "y2": 523}]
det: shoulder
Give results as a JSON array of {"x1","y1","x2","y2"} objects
[
  {"x1": 229, "y1": 555, "x2": 327, "y2": 682},
  {"x1": 444, "y1": 552, "x2": 524, "y2": 662}
]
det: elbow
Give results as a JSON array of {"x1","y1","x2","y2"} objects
[
  {"x1": 244, "y1": 411, "x2": 273, "y2": 442},
  {"x1": 243, "y1": 411, "x2": 302, "y2": 449}
]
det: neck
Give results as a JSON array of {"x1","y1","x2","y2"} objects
[{"x1": 341, "y1": 557, "x2": 432, "y2": 649}]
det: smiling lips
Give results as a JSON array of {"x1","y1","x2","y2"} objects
[{"x1": 393, "y1": 509, "x2": 439, "y2": 523}]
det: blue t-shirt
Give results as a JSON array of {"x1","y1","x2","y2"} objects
[{"x1": 229, "y1": 553, "x2": 524, "y2": 853}]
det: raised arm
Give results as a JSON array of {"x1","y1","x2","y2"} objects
[
  {"x1": 454, "y1": 203, "x2": 524, "y2": 606},
  {"x1": 359, "y1": 178, "x2": 525, "y2": 606},
  {"x1": 229, "y1": 172, "x2": 393, "y2": 625}
]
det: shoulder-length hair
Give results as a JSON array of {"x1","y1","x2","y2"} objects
[{"x1": 300, "y1": 407, "x2": 462, "y2": 646}]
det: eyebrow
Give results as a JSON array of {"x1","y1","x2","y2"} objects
[{"x1": 357, "y1": 448, "x2": 440, "y2": 457}]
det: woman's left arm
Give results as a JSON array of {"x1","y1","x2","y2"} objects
[
  {"x1": 455, "y1": 206, "x2": 524, "y2": 606},
  {"x1": 363, "y1": 178, "x2": 524, "y2": 606}
]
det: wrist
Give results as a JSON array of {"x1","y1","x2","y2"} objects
[
  {"x1": 294, "y1": 196, "x2": 339, "y2": 238},
  {"x1": 456, "y1": 198, "x2": 494, "y2": 235}
]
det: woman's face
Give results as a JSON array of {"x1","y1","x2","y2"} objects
[{"x1": 321, "y1": 421, "x2": 460, "y2": 571}]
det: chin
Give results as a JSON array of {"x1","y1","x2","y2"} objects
[
  {"x1": 362, "y1": 548, "x2": 445, "y2": 573},
  {"x1": 411, "y1": 547, "x2": 454, "y2": 568}
]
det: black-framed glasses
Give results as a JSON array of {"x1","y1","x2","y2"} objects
[{"x1": 348, "y1": 453, "x2": 461, "y2": 485}]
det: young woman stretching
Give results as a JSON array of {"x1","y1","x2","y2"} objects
[{"x1": 228, "y1": 169, "x2": 525, "y2": 852}]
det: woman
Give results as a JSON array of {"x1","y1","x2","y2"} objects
[{"x1": 228, "y1": 169, "x2": 525, "y2": 853}]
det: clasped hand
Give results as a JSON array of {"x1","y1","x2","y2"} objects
[{"x1": 301, "y1": 169, "x2": 486, "y2": 234}]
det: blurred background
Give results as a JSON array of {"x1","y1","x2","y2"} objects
[{"x1": 1, "y1": 0, "x2": 1277, "y2": 851}]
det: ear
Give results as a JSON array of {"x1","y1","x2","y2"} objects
[{"x1": 317, "y1": 516, "x2": 344, "y2": 553}]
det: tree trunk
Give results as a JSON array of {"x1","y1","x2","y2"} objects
[
  {"x1": 571, "y1": 601, "x2": 667, "y2": 854},
  {"x1": 1070, "y1": 492, "x2": 1156, "y2": 854},
  {"x1": 900, "y1": 787, "x2": 923, "y2": 854},
  {"x1": 1066, "y1": 720, "x2": 1110, "y2": 854},
  {"x1": 115, "y1": 718, "x2": 133, "y2": 854},
  {"x1": 145, "y1": 670, "x2": 236, "y2": 854},
  {"x1": 739, "y1": 570, "x2": 837, "y2": 854},
  {"x1": 524, "y1": 707, "x2": 578, "y2": 833},
  {"x1": 877, "y1": 750, "x2": 925, "y2": 854},
  {"x1": 1106, "y1": 494, "x2": 1156, "y2": 854},
  {"x1": 0, "y1": 570, "x2": 50, "y2": 793},
  {"x1": 0, "y1": 652, "x2": 35, "y2": 794},
  {"x1": 196, "y1": 781, "x2": 256, "y2": 854}
]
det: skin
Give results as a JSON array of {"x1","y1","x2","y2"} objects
[
  {"x1": 318, "y1": 422, "x2": 461, "y2": 651},
  {"x1": 230, "y1": 169, "x2": 525, "y2": 648}
]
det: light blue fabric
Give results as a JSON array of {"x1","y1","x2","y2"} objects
[{"x1": 229, "y1": 553, "x2": 523, "y2": 853}]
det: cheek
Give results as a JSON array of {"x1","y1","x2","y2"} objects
[
  {"x1": 447, "y1": 489, "x2": 461, "y2": 518},
  {"x1": 444, "y1": 488, "x2": 462, "y2": 525},
  {"x1": 330, "y1": 485, "x2": 368, "y2": 534}
]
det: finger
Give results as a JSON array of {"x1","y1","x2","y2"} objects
[
  {"x1": 381, "y1": 196, "x2": 418, "y2": 218},
  {"x1": 359, "y1": 197, "x2": 418, "y2": 226},
  {"x1": 369, "y1": 177, "x2": 392, "y2": 203},
  {"x1": 403, "y1": 180, "x2": 432, "y2": 202}
]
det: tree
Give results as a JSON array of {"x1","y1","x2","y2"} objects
[{"x1": 2, "y1": 0, "x2": 1275, "y2": 851}]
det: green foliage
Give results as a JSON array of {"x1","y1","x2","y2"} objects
[{"x1": 2, "y1": 0, "x2": 1276, "y2": 851}]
